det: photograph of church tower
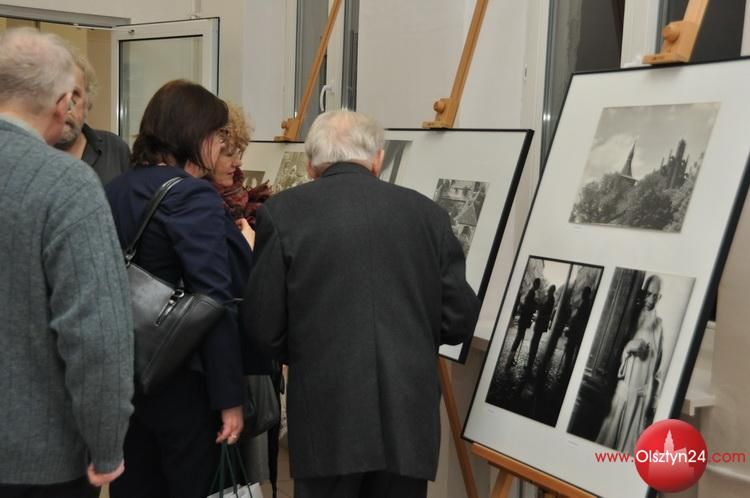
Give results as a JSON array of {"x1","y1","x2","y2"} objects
[{"x1": 569, "y1": 103, "x2": 720, "y2": 232}]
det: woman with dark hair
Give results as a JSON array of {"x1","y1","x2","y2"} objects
[{"x1": 105, "y1": 80, "x2": 246, "y2": 498}]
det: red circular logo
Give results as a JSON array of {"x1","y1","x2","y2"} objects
[{"x1": 634, "y1": 419, "x2": 707, "y2": 492}]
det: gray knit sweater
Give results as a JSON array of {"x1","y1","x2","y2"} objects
[{"x1": 0, "y1": 117, "x2": 134, "y2": 485}]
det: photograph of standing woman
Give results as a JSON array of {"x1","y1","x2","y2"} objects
[{"x1": 567, "y1": 269, "x2": 694, "y2": 454}]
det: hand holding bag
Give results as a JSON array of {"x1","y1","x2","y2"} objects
[
  {"x1": 207, "y1": 442, "x2": 262, "y2": 498},
  {"x1": 127, "y1": 177, "x2": 226, "y2": 394}
]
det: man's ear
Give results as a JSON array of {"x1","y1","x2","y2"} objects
[
  {"x1": 371, "y1": 149, "x2": 385, "y2": 177},
  {"x1": 306, "y1": 160, "x2": 319, "y2": 180}
]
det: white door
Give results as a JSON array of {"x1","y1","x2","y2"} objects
[{"x1": 110, "y1": 18, "x2": 219, "y2": 146}]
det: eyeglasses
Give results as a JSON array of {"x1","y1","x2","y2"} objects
[{"x1": 222, "y1": 143, "x2": 244, "y2": 160}]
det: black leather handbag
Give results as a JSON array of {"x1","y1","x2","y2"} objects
[
  {"x1": 243, "y1": 374, "x2": 280, "y2": 437},
  {"x1": 126, "y1": 177, "x2": 226, "y2": 394}
]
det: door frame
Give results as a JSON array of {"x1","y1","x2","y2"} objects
[{"x1": 110, "y1": 18, "x2": 220, "y2": 136}]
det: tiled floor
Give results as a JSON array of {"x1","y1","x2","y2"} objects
[{"x1": 260, "y1": 445, "x2": 293, "y2": 497}]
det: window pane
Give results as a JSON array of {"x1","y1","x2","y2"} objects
[
  {"x1": 542, "y1": 0, "x2": 625, "y2": 171},
  {"x1": 119, "y1": 36, "x2": 202, "y2": 146},
  {"x1": 295, "y1": 0, "x2": 328, "y2": 139},
  {"x1": 342, "y1": 0, "x2": 359, "y2": 110}
]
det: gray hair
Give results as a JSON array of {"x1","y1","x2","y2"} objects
[
  {"x1": 304, "y1": 109, "x2": 385, "y2": 172},
  {"x1": 0, "y1": 28, "x2": 75, "y2": 114},
  {"x1": 68, "y1": 45, "x2": 98, "y2": 110}
]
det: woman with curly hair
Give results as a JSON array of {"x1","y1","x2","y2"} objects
[
  {"x1": 206, "y1": 102, "x2": 278, "y2": 490},
  {"x1": 211, "y1": 103, "x2": 272, "y2": 228}
]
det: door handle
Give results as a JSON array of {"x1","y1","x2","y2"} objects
[{"x1": 319, "y1": 83, "x2": 334, "y2": 112}]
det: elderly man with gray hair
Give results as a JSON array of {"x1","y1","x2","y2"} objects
[
  {"x1": 242, "y1": 110, "x2": 480, "y2": 498},
  {"x1": 0, "y1": 28, "x2": 134, "y2": 497}
]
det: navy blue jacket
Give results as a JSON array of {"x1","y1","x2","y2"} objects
[{"x1": 106, "y1": 165, "x2": 245, "y2": 410}]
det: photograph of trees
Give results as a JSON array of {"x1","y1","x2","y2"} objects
[{"x1": 569, "y1": 103, "x2": 720, "y2": 232}]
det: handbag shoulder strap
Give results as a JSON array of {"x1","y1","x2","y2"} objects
[{"x1": 124, "y1": 176, "x2": 184, "y2": 264}]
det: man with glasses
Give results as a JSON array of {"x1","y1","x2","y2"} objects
[
  {"x1": 0, "y1": 28, "x2": 134, "y2": 497},
  {"x1": 54, "y1": 48, "x2": 130, "y2": 184}
]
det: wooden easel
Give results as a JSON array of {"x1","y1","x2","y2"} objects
[
  {"x1": 422, "y1": 0, "x2": 489, "y2": 129},
  {"x1": 275, "y1": 0, "x2": 343, "y2": 142},
  {"x1": 472, "y1": 444, "x2": 595, "y2": 498},
  {"x1": 438, "y1": 359, "x2": 479, "y2": 498},
  {"x1": 422, "y1": 1, "x2": 492, "y2": 497},
  {"x1": 643, "y1": 0, "x2": 709, "y2": 64}
]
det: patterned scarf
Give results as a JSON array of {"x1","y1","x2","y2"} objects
[{"x1": 213, "y1": 169, "x2": 272, "y2": 227}]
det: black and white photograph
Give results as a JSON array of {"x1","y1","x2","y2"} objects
[
  {"x1": 273, "y1": 151, "x2": 310, "y2": 193},
  {"x1": 485, "y1": 256, "x2": 603, "y2": 426},
  {"x1": 567, "y1": 268, "x2": 694, "y2": 454},
  {"x1": 569, "y1": 103, "x2": 720, "y2": 232},
  {"x1": 241, "y1": 169, "x2": 265, "y2": 189},
  {"x1": 432, "y1": 179, "x2": 488, "y2": 256},
  {"x1": 379, "y1": 140, "x2": 411, "y2": 183}
]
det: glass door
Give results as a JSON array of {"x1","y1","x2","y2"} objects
[{"x1": 110, "y1": 19, "x2": 219, "y2": 146}]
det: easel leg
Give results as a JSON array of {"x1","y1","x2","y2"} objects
[
  {"x1": 438, "y1": 358, "x2": 479, "y2": 498},
  {"x1": 490, "y1": 471, "x2": 513, "y2": 498}
]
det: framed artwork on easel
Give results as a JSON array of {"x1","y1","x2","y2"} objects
[
  {"x1": 242, "y1": 140, "x2": 308, "y2": 193},
  {"x1": 383, "y1": 128, "x2": 533, "y2": 362},
  {"x1": 463, "y1": 58, "x2": 750, "y2": 498}
]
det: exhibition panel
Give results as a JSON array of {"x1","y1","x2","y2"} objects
[{"x1": 464, "y1": 58, "x2": 750, "y2": 498}]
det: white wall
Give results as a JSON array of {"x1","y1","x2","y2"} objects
[
  {"x1": 698, "y1": 191, "x2": 750, "y2": 498},
  {"x1": 244, "y1": 0, "x2": 294, "y2": 140},
  {"x1": 457, "y1": 0, "x2": 527, "y2": 128},
  {"x1": 356, "y1": 0, "x2": 527, "y2": 130},
  {"x1": 357, "y1": 0, "x2": 464, "y2": 129}
]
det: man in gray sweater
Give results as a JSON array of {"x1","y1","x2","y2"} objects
[{"x1": 0, "y1": 28, "x2": 134, "y2": 497}]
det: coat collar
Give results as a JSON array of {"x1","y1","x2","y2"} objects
[
  {"x1": 321, "y1": 162, "x2": 374, "y2": 178},
  {"x1": 0, "y1": 113, "x2": 43, "y2": 141},
  {"x1": 82, "y1": 123, "x2": 103, "y2": 152}
]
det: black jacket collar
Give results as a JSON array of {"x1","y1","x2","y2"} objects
[
  {"x1": 321, "y1": 162, "x2": 374, "y2": 178},
  {"x1": 82, "y1": 123, "x2": 103, "y2": 153}
]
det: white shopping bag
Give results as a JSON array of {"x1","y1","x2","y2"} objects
[
  {"x1": 207, "y1": 442, "x2": 265, "y2": 498},
  {"x1": 206, "y1": 482, "x2": 262, "y2": 498}
]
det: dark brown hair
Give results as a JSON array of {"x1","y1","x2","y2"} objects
[{"x1": 131, "y1": 79, "x2": 228, "y2": 170}]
